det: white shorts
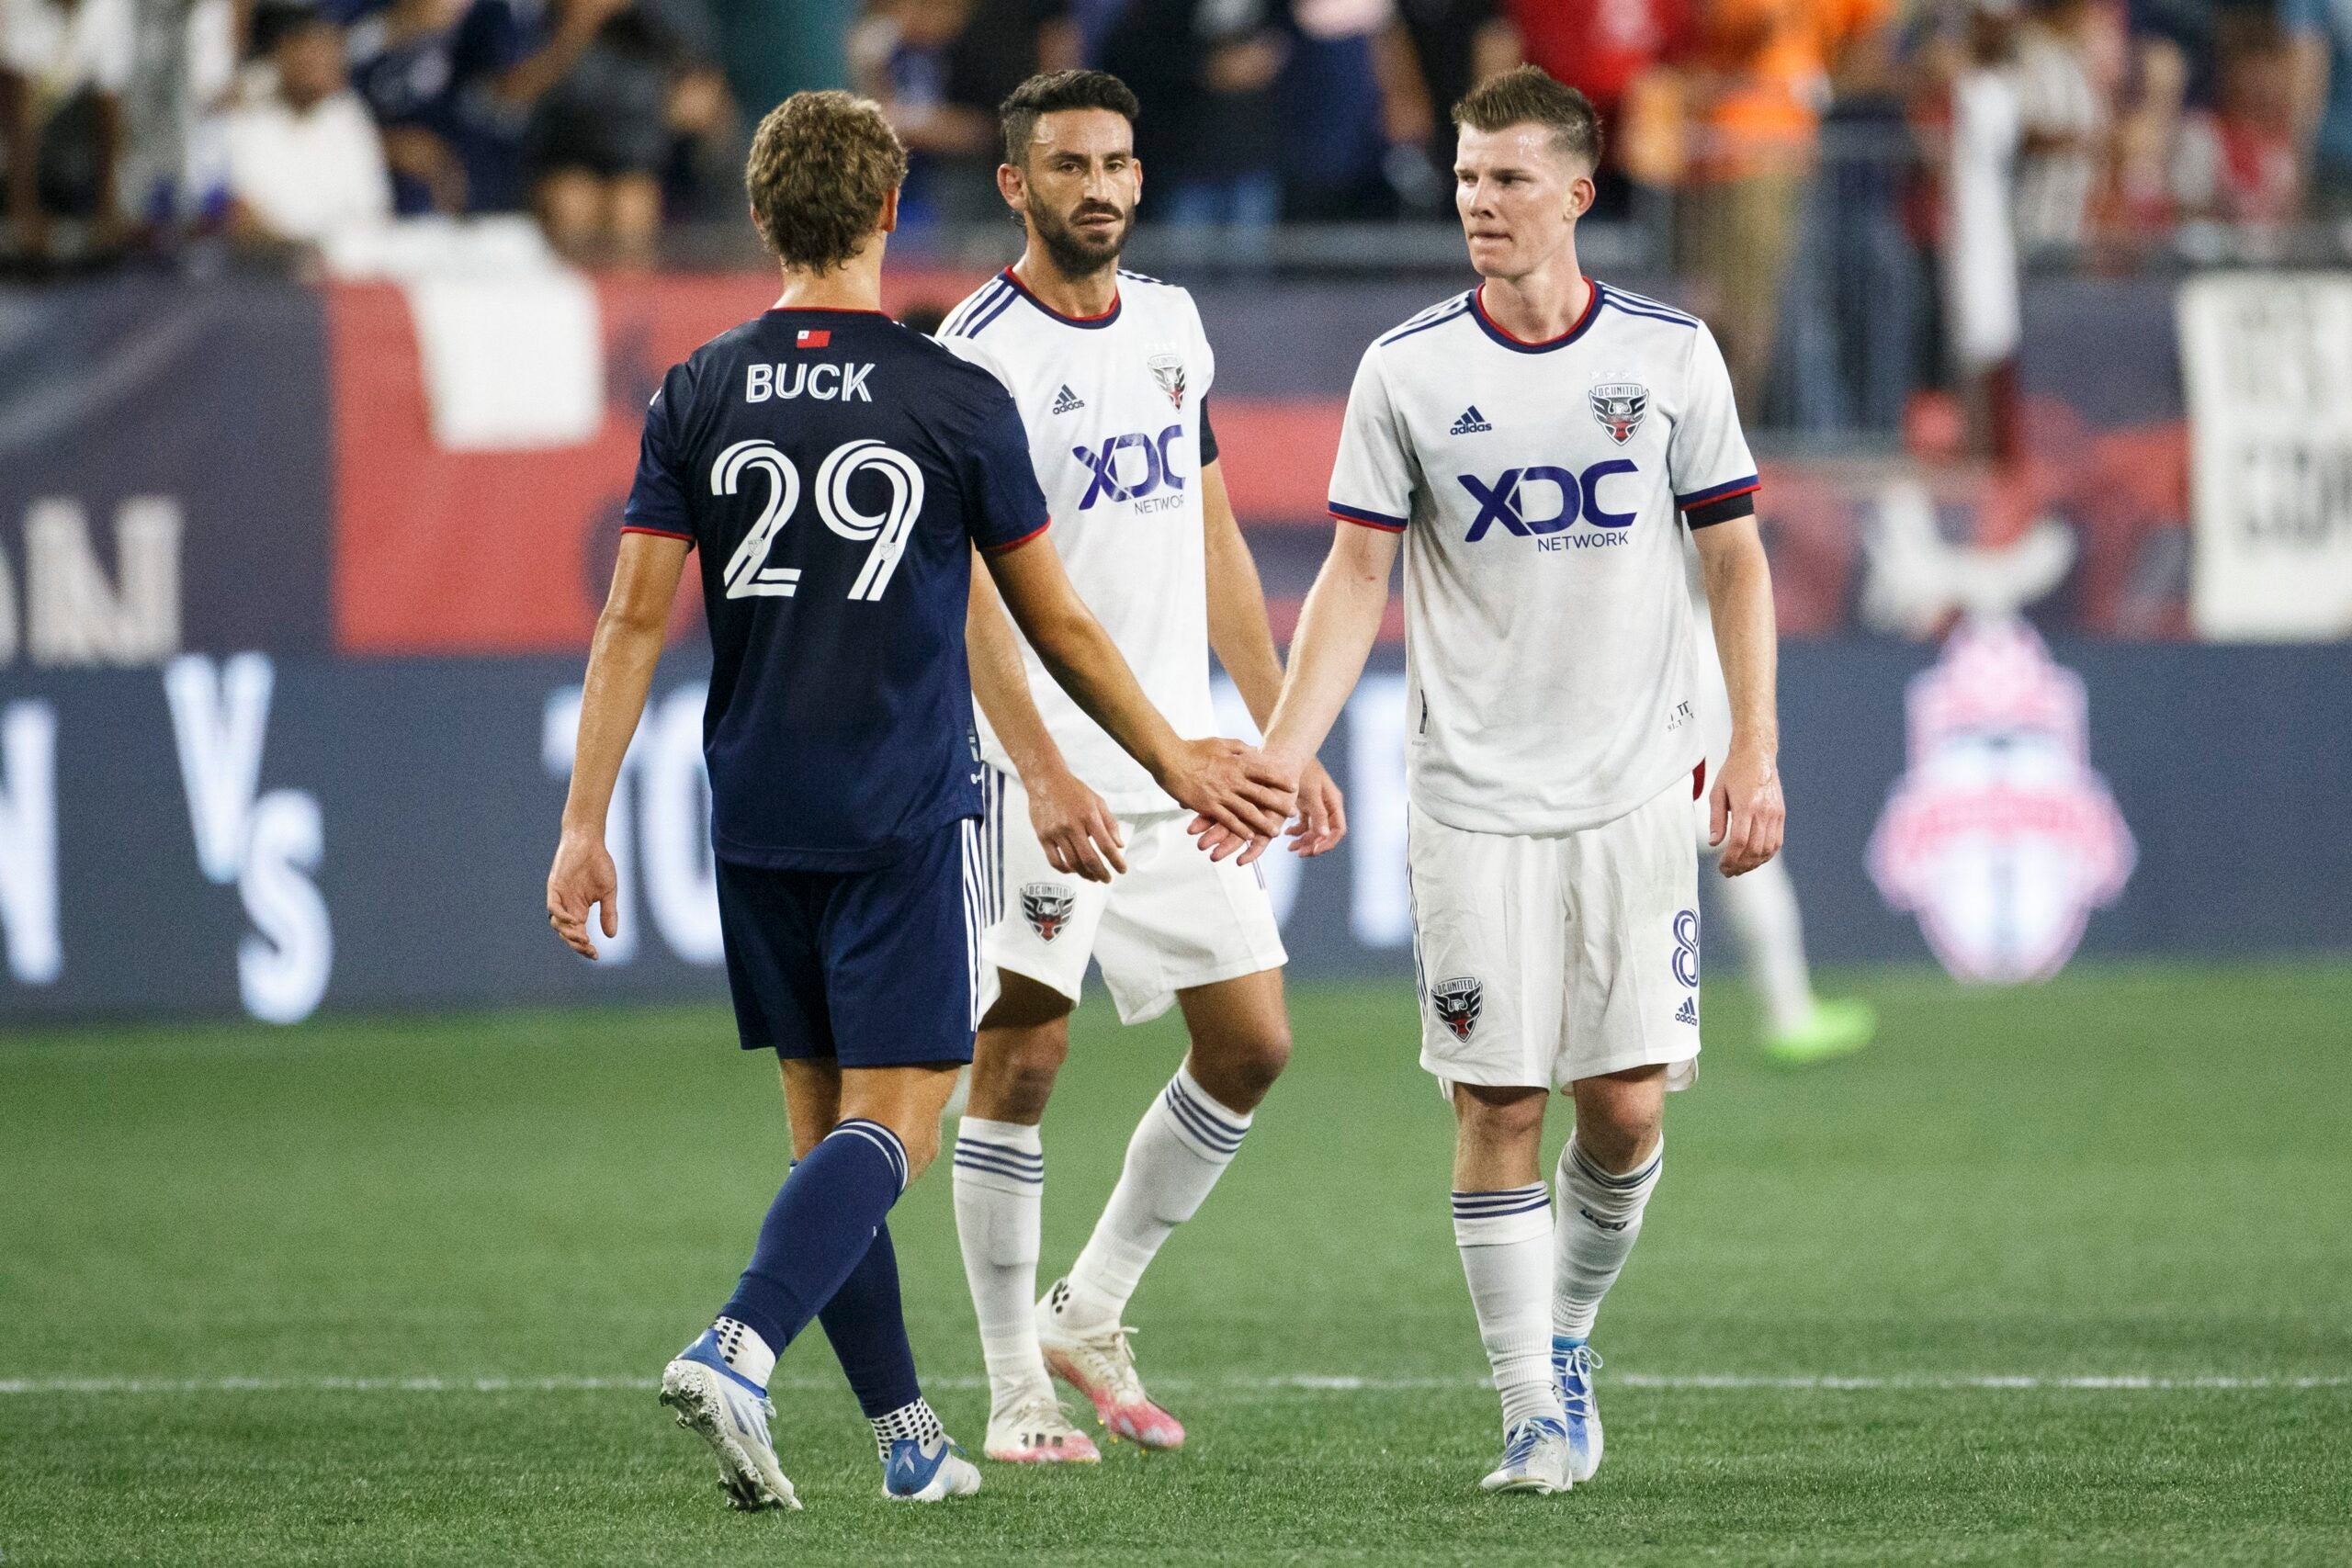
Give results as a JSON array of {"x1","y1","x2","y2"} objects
[
  {"x1": 1409, "y1": 774, "x2": 1702, "y2": 1092},
  {"x1": 978, "y1": 766, "x2": 1288, "y2": 1026}
]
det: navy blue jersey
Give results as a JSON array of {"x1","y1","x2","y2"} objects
[{"x1": 622, "y1": 307, "x2": 1050, "y2": 872}]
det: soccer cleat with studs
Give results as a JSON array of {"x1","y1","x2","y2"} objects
[
  {"x1": 1036, "y1": 1278, "x2": 1186, "y2": 1450},
  {"x1": 984, "y1": 1389, "x2": 1102, "y2": 1463},
  {"x1": 1553, "y1": 1338, "x2": 1605, "y2": 1483},
  {"x1": 1478, "y1": 1415, "x2": 1571, "y2": 1495},
  {"x1": 659, "y1": 1329, "x2": 801, "y2": 1511}
]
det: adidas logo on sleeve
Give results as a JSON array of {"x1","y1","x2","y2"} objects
[{"x1": 1449, "y1": 405, "x2": 1492, "y2": 434}]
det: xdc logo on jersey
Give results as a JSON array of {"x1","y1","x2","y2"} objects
[
  {"x1": 1449, "y1": 405, "x2": 1492, "y2": 435},
  {"x1": 1074, "y1": 424, "x2": 1187, "y2": 513},
  {"x1": 1459, "y1": 460, "x2": 1641, "y2": 541},
  {"x1": 1051, "y1": 385, "x2": 1085, "y2": 415}
]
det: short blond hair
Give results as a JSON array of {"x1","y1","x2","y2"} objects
[
  {"x1": 745, "y1": 91, "x2": 909, "y2": 274},
  {"x1": 1453, "y1": 66, "x2": 1603, "y2": 170}
]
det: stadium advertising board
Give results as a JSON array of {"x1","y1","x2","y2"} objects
[
  {"x1": 2178, "y1": 273, "x2": 2352, "y2": 640},
  {"x1": 0, "y1": 278, "x2": 334, "y2": 671},
  {"x1": 3, "y1": 644, "x2": 2345, "y2": 1025}
]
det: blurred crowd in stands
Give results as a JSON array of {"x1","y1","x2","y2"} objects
[{"x1": 3, "y1": 0, "x2": 2348, "y2": 434}]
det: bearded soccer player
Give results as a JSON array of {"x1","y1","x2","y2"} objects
[
  {"x1": 933, "y1": 70, "x2": 1348, "y2": 1464},
  {"x1": 544, "y1": 90, "x2": 1292, "y2": 1512},
  {"x1": 1218, "y1": 66, "x2": 1786, "y2": 1494}
]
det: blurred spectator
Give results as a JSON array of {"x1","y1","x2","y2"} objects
[
  {"x1": 2010, "y1": 0, "x2": 2106, "y2": 253},
  {"x1": 1514, "y1": 0, "x2": 1676, "y2": 216},
  {"x1": 1390, "y1": 0, "x2": 1520, "y2": 193},
  {"x1": 853, "y1": 0, "x2": 1075, "y2": 226},
  {"x1": 221, "y1": 8, "x2": 394, "y2": 245},
  {"x1": 2173, "y1": 10, "x2": 2303, "y2": 228},
  {"x1": 1101, "y1": 0, "x2": 1293, "y2": 241},
  {"x1": 709, "y1": 0, "x2": 859, "y2": 123},
  {"x1": 346, "y1": 0, "x2": 474, "y2": 212},
  {"x1": 1282, "y1": 0, "x2": 1412, "y2": 219},
  {"x1": 2286, "y1": 0, "x2": 2352, "y2": 220},
  {"x1": 1, "y1": 0, "x2": 134, "y2": 255},
  {"x1": 1661, "y1": 0, "x2": 1895, "y2": 410},
  {"x1": 1938, "y1": 0, "x2": 2025, "y2": 461},
  {"x1": 524, "y1": 0, "x2": 734, "y2": 260}
]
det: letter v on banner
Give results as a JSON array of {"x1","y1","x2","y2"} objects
[{"x1": 166, "y1": 653, "x2": 275, "y2": 882}]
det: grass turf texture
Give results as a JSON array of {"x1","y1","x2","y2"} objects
[{"x1": 4, "y1": 960, "x2": 2348, "y2": 1565}]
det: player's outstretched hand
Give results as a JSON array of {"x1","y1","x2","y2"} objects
[
  {"x1": 1027, "y1": 763, "x2": 1126, "y2": 884},
  {"x1": 547, "y1": 829, "x2": 619, "y2": 959},
  {"x1": 1711, "y1": 748, "x2": 1786, "y2": 877},
  {"x1": 1285, "y1": 760, "x2": 1349, "y2": 859},
  {"x1": 1168, "y1": 739, "x2": 1295, "y2": 859}
]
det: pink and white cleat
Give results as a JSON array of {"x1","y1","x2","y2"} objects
[
  {"x1": 1035, "y1": 1279, "x2": 1186, "y2": 1450},
  {"x1": 982, "y1": 1390, "x2": 1102, "y2": 1463}
]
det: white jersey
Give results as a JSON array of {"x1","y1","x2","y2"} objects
[
  {"x1": 1329, "y1": 281, "x2": 1759, "y2": 837},
  {"x1": 939, "y1": 266, "x2": 1218, "y2": 813}
]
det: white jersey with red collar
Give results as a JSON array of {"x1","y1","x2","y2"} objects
[
  {"x1": 938, "y1": 265, "x2": 1218, "y2": 813},
  {"x1": 1329, "y1": 278, "x2": 1759, "y2": 838}
]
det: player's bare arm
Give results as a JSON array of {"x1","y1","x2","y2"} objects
[
  {"x1": 983, "y1": 532, "x2": 1295, "y2": 847},
  {"x1": 1197, "y1": 520, "x2": 1401, "y2": 861},
  {"x1": 966, "y1": 548, "x2": 1127, "y2": 883},
  {"x1": 1201, "y1": 457, "x2": 1348, "y2": 856},
  {"x1": 547, "y1": 530, "x2": 689, "y2": 958},
  {"x1": 1692, "y1": 515, "x2": 1784, "y2": 877}
]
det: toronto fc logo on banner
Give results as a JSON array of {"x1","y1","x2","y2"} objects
[
  {"x1": 1021, "y1": 882, "x2": 1075, "y2": 942},
  {"x1": 1430, "y1": 976, "x2": 1483, "y2": 1041},
  {"x1": 1867, "y1": 617, "x2": 2135, "y2": 984}
]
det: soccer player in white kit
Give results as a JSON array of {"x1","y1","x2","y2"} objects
[
  {"x1": 1220, "y1": 67, "x2": 1788, "y2": 1495},
  {"x1": 937, "y1": 70, "x2": 1347, "y2": 1465}
]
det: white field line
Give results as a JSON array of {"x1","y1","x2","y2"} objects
[{"x1": 0, "y1": 1373, "x2": 2344, "y2": 1397}]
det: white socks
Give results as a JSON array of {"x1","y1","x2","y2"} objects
[
  {"x1": 1453, "y1": 1184, "x2": 1562, "y2": 1429},
  {"x1": 1061, "y1": 1066, "x2": 1253, "y2": 1329},
  {"x1": 1714, "y1": 853, "x2": 1815, "y2": 1037},
  {"x1": 1553, "y1": 1136, "x2": 1664, "y2": 1343},
  {"x1": 952, "y1": 1117, "x2": 1050, "y2": 1407},
  {"x1": 711, "y1": 1314, "x2": 775, "y2": 1390}
]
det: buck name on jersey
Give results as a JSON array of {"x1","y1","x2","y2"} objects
[
  {"x1": 937, "y1": 267, "x2": 1218, "y2": 813},
  {"x1": 1328, "y1": 280, "x2": 1760, "y2": 838}
]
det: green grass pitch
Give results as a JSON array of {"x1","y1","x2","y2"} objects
[{"x1": 4, "y1": 959, "x2": 2349, "y2": 1565}]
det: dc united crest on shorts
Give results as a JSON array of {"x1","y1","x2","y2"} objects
[
  {"x1": 1430, "y1": 976, "x2": 1483, "y2": 1041},
  {"x1": 1021, "y1": 881, "x2": 1076, "y2": 942},
  {"x1": 1589, "y1": 380, "x2": 1648, "y2": 445}
]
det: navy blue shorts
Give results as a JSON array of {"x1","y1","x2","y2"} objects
[{"x1": 714, "y1": 818, "x2": 989, "y2": 1067}]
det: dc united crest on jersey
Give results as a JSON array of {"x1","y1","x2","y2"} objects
[
  {"x1": 1147, "y1": 352, "x2": 1186, "y2": 410},
  {"x1": 1589, "y1": 380, "x2": 1648, "y2": 445},
  {"x1": 1021, "y1": 881, "x2": 1076, "y2": 942},
  {"x1": 1430, "y1": 976, "x2": 1483, "y2": 1041}
]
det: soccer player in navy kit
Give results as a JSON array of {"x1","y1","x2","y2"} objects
[{"x1": 544, "y1": 91, "x2": 1293, "y2": 1512}]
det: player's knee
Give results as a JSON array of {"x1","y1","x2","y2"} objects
[
  {"x1": 1189, "y1": 1025, "x2": 1291, "y2": 1112},
  {"x1": 894, "y1": 1116, "x2": 944, "y2": 1182},
  {"x1": 1570, "y1": 1100, "x2": 1661, "y2": 1173},
  {"x1": 1454, "y1": 1084, "x2": 1548, "y2": 1150},
  {"x1": 970, "y1": 1027, "x2": 1068, "y2": 1122}
]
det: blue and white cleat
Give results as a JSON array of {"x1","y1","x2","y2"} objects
[
  {"x1": 1553, "y1": 1338, "x2": 1604, "y2": 1483},
  {"x1": 883, "y1": 1431, "x2": 983, "y2": 1502},
  {"x1": 659, "y1": 1329, "x2": 801, "y2": 1512},
  {"x1": 1477, "y1": 1416, "x2": 1571, "y2": 1495}
]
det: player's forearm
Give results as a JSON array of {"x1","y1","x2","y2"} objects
[
  {"x1": 1262, "y1": 540, "x2": 1389, "y2": 770},
  {"x1": 966, "y1": 551, "x2": 1071, "y2": 782},
  {"x1": 1022, "y1": 604, "x2": 1187, "y2": 784},
  {"x1": 560, "y1": 609, "x2": 665, "y2": 837},
  {"x1": 988, "y1": 545, "x2": 1188, "y2": 785},
  {"x1": 1701, "y1": 531, "x2": 1780, "y2": 760}
]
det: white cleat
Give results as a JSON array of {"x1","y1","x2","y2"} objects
[
  {"x1": 881, "y1": 1432, "x2": 983, "y2": 1501},
  {"x1": 984, "y1": 1390, "x2": 1103, "y2": 1463},
  {"x1": 1554, "y1": 1339, "x2": 1604, "y2": 1483},
  {"x1": 1478, "y1": 1416, "x2": 1571, "y2": 1495},
  {"x1": 1036, "y1": 1279, "x2": 1185, "y2": 1450},
  {"x1": 660, "y1": 1332, "x2": 801, "y2": 1512}
]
